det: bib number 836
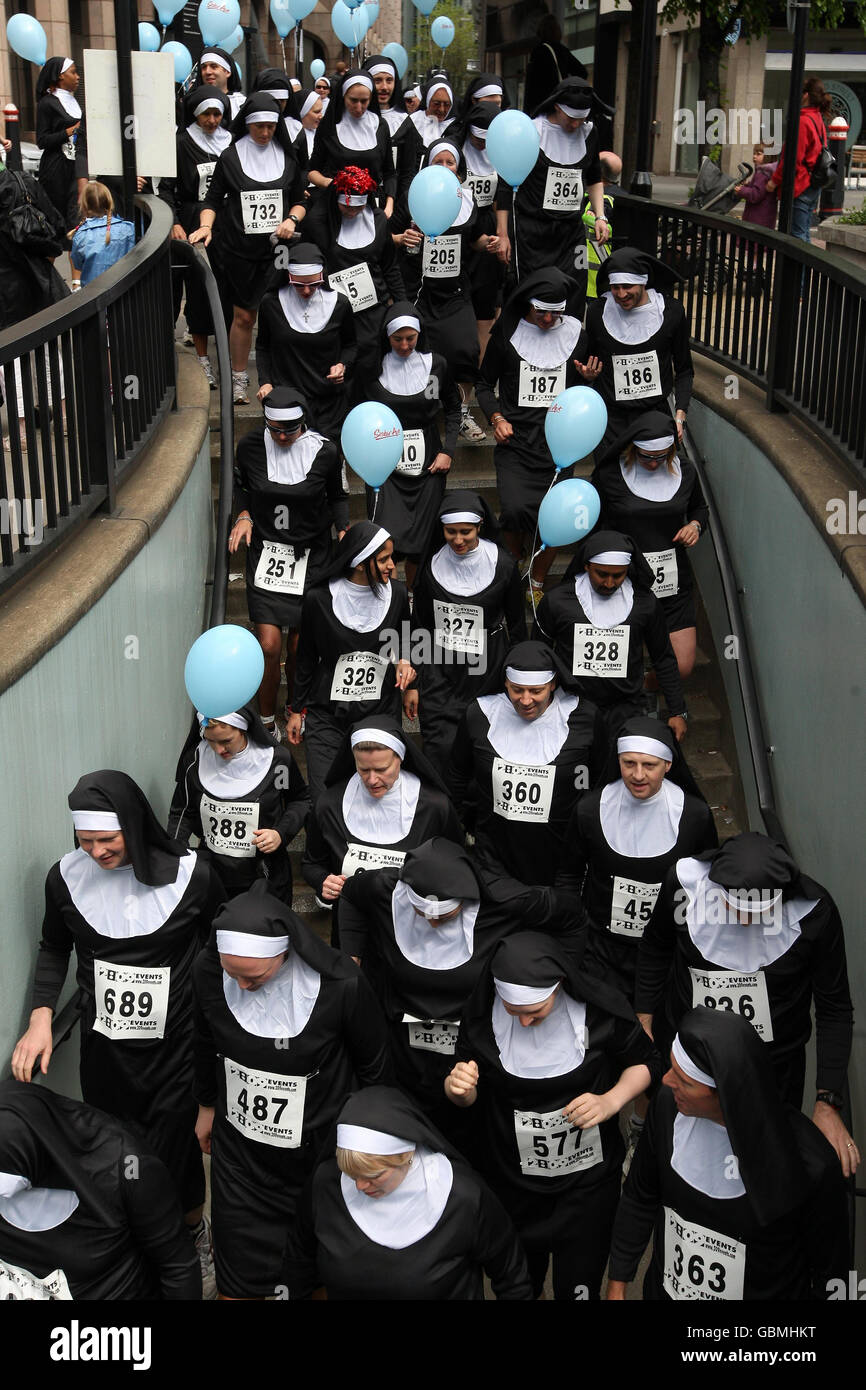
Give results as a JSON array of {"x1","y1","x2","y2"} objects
[{"x1": 702, "y1": 993, "x2": 755, "y2": 1021}]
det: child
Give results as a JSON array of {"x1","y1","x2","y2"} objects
[
  {"x1": 734, "y1": 143, "x2": 779, "y2": 229},
  {"x1": 69, "y1": 181, "x2": 135, "y2": 288}
]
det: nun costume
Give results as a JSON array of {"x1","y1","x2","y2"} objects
[
  {"x1": 285, "y1": 1085, "x2": 532, "y2": 1299},
  {"x1": 0, "y1": 1082, "x2": 201, "y2": 1300},
  {"x1": 608, "y1": 1008, "x2": 849, "y2": 1300},
  {"x1": 193, "y1": 883, "x2": 390, "y2": 1299},
  {"x1": 362, "y1": 53, "x2": 423, "y2": 208},
  {"x1": 167, "y1": 702, "x2": 309, "y2": 904},
  {"x1": 14, "y1": 772, "x2": 225, "y2": 1214},
  {"x1": 448, "y1": 933, "x2": 660, "y2": 1299},
  {"x1": 35, "y1": 57, "x2": 86, "y2": 230},
  {"x1": 308, "y1": 70, "x2": 397, "y2": 204}
]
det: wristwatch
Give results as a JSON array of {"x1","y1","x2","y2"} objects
[{"x1": 815, "y1": 1090, "x2": 844, "y2": 1110}]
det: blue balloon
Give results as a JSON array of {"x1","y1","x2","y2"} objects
[
  {"x1": 408, "y1": 165, "x2": 461, "y2": 238},
  {"x1": 544, "y1": 386, "x2": 608, "y2": 468},
  {"x1": 331, "y1": 0, "x2": 359, "y2": 46},
  {"x1": 161, "y1": 41, "x2": 193, "y2": 83},
  {"x1": 412, "y1": 0, "x2": 437, "y2": 14},
  {"x1": 310, "y1": 57, "x2": 325, "y2": 80},
  {"x1": 382, "y1": 42, "x2": 408, "y2": 78},
  {"x1": 138, "y1": 22, "x2": 161, "y2": 51},
  {"x1": 341, "y1": 403, "x2": 403, "y2": 488},
  {"x1": 345, "y1": 0, "x2": 362, "y2": 9},
  {"x1": 538, "y1": 480, "x2": 601, "y2": 548},
  {"x1": 226, "y1": 23, "x2": 244, "y2": 51},
  {"x1": 364, "y1": 0, "x2": 380, "y2": 22},
  {"x1": 184, "y1": 625, "x2": 265, "y2": 717},
  {"x1": 270, "y1": 0, "x2": 293, "y2": 38},
  {"x1": 198, "y1": 0, "x2": 240, "y2": 47},
  {"x1": 430, "y1": 15, "x2": 454, "y2": 48},
  {"x1": 156, "y1": 0, "x2": 186, "y2": 24},
  {"x1": 486, "y1": 108, "x2": 540, "y2": 189},
  {"x1": 290, "y1": 0, "x2": 318, "y2": 16},
  {"x1": 6, "y1": 14, "x2": 47, "y2": 65}
]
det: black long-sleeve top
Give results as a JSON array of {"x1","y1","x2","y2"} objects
[
  {"x1": 204, "y1": 142, "x2": 306, "y2": 260},
  {"x1": 159, "y1": 130, "x2": 225, "y2": 234},
  {"x1": 309, "y1": 118, "x2": 397, "y2": 203},
  {"x1": 591, "y1": 457, "x2": 708, "y2": 603},
  {"x1": 232, "y1": 427, "x2": 349, "y2": 566},
  {"x1": 576, "y1": 295, "x2": 694, "y2": 418},
  {"x1": 476, "y1": 327, "x2": 582, "y2": 442},
  {"x1": 304, "y1": 204, "x2": 405, "y2": 308},
  {"x1": 255, "y1": 286, "x2": 358, "y2": 398},
  {"x1": 291, "y1": 579, "x2": 413, "y2": 720}
]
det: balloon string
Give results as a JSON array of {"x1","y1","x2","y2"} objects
[
  {"x1": 371, "y1": 486, "x2": 379, "y2": 522},
  {"x1": 512, "y1": 198, "x2": 520, "y2": 283},
  {"x1": 521, "y1": 469, "x2": 557, "y2": 622},
  {"x1": 280, "y1": 36, "x2": 285, "y2": 69}
]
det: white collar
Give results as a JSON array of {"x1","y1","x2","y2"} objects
[
  {"x1": 676, "y1": 857, "x2": 817, "y2": 971},
  {"x1": 509, "y1": 315, "x2": 581, "y2": 370},
  {"x1": 599, "y1": 778, "x2": 684, "y2": 858},
  {"x1": 477, "y1": 687, "x2": 577, "y2": 764},
  {"x1": 59, "y1": 849, "x2": 197, "y2": 938},
  {"x1": 197, "y1": 737, "x2": 275, "y2": 797},
  {"x1": 574, "y1": 570, "x2": 634, "y2": 627},
  {"x1": 329, "y1": 576, "x2": 391, "y2": 632},
  {"x1": 671, "y1": 1114, "x2": 745, "y2": 1199},
  {"x1": 451, "y1": 185, "x2": 474, "y2": 227},
  {"x1": 382, "y1": 109, "x2": 408, "y2": 135},
  {"x1": 492, "y1": 988, "x2": 586, "y2": 1077},
  {"x1": 222, "y1": 954, "x2": 321, "y2": 1038},
  {"x1": 464, "y1": 139, "x2": 496, "y2": 177},
  {"x1": 391, "y1": 880, "x2": 479, "y2": 969},
  {"x1": 336, "y1": 205, "x2": 377, "y2": 250},
  {"x1": 279, "y1": 282, "x2": 338, "y2": 333},
  {"x1": 411, "y1": 110, "x2": 455, "y2": 146},
  {"x1": 620, "y1": 452, "x2": 682, "y2": 502},
  {"x1": 186, "y1": 122, "x2": 232, "y2": 157},
  {"x1": 53, "y1": 88, "x2": 82, "y2": 121},
  {"x1": 341, "y1": 771, "x2": 421, "y2": 844},
  {"x1": 378, "y1": 349, "x2": 433, "y2": 397},
  {"x1": 534, "y1": 113, "x2": 591, "y2": 165},
  {"x1": 340, "y1": 1146, "x2": 453, "y2": 1248},
  {"x1": 336, "y1": 109, "x2": 381, "y2": 150},
  {"x1": 430, "y1": 537, "x2": 498, "y2": 597},
  {"x1": 0, "y1": 1174, "x2": 80, "y2": 1232},
  {"x1": 601, "y1": 288, "x2": 665, "y2": 345},
  {"x1": 264, "y1": 428, "x2": 324, "y2": 484},
  {"x1": 234, "y1": 133, "x2": 285, "y2": 181}
]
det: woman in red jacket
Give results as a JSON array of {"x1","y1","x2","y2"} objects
[{"x1": 766, "y1": 76, "x2": 831, "y2": 243}]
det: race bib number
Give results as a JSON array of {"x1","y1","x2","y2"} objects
[
  {"x1": 330, "y1": 651, "x2": 389, "y2": 702},
  {"x1": 663, "y1": 1208, "x2": 746, "y2": 1301},
  {"x1": 240, "y1": 188, "x2": 283, "y2": 234},
  {"x1": 517, "y1": 360, "x2": 566, "y2": 408},
  {"x1": 422, "y1": 234, "x2": 461, "y2": 278},
  {"x1": 200, "y1": 795, "x2": 260, "y2": 859},
  {"x1": 395, "y1": 429, "x2": 426, "y2": 476},
  {"x1": 491, "y1": 759, "x2": 554, "y2": 823},
  {"x1": 253, "y1": 540, "x2": 308, "y2": 596},
  {"x1": 341, "y1": 843, "x2": 407, "y2": 876},
  {"x1": 612, "y1": 351, "x2": 662, "y2": 402},
  {"x1": 689, "y1": 968, "x2": 773, "y2": 1040},
  {"x1": 465, "y1": 172, "x2": 498, "y2": 207},
  {"x1": 572, "y1": 624, "x2": 630, "y2": 677},
  {"x1": 328, "y1": 261, "x2": 378, "y2": 314},
  {"x1": 0, "y1": 1258, "x2": 72, "y2": 1301},
  {"x1": 403, "y1": 1015, "x2": 460, "y2": 1055},
  {"x1": 224, "y1": 1058, "x2": 306, "y2": 1148},
  {"x1": 93, "y1": 961, "x2": 171, "y2": 1041},
  {"x1": 543, "y1": 166, "x2": 583, "y2": 212},
  {"x1": 645, "y1": 548, "x2": 678, "y2": 599},
  {"x1": 197, "y1": 161, "x2": 216, "y2": 202},
  {"x1": 433, "y1": 600, "x2": 484, "y2": 655},
  {"x1": 514, "y1": 1111, "x2": 602, "y2": 1177},
  {"x1": 609, "y1": 877, "x2": 661, "y2": 939}
]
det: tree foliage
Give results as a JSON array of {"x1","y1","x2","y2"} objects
[{"x1": 408, "y1": 0, "x2": 480, "y2": 98}]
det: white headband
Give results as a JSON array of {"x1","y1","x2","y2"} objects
[
  {"x1": 469, "y1": 124, "x2": 487, "y2": 139},
  {"x1": 194, "y1": 97, "x2": 224, "y2": 116},
  {"x1": 636, "y1": 435, "x2": 675, "y2": 452},
  {"x1": 386, "y1": 313, "x2": 420, "y2": 335},
  {"x1": 197, "y1": 710, "x2": 249, "y2": 730},
  {"x1": 719, "y1": 887, "x2": 784, "y2": 916},
  {"x1": 217, "y1": 930, "x2": 289, "y2": 958},
  {"x1": 264, "y1": 404, "x2": 304, "y2": 422},
  {"x1": 505, "y1": 666, "x2": 555, "y2": 685},
  {"x1": 351, "y1": 728, "x2": 406, "y2": 759},
  {"x1": 556, "y1": 102, "x2": 590, "y2": 119},
  {"x1": 72, "y1": 811, "x2": 121, "y2": 832},
  {"x1": 337, "y1": 1124, "x2": 415, "y2": 1154},
  {"x1": 530, "y1": 297, "x2": 567, "y2": 312},
  {"x1": 617, "y1": 735, "x2": 672, "y2": 762},
  {"x1": 344, "y1": 74, "x2": 374, "y2": 94},
  {"x1": 441, "y1": 510, "x2": 481, "y2": 524},
  {"x1": 609, "y1": 272, "x2": 648, "y2": 286},
  {"x1": 474, "y1": 83, "x2": 502, "y2": 99},
  {"x1": 289, "y1": 262, "x2": 324, "y2": 276},
  {"x1": 201, "y1": 52, "x2": 232, "y2": 74},
  {"x1": 367, "y1": 62, "x2": 395, "y2": 77},
  {"x1": 352, "y1": 526, "x2": 390, "y2": 565},
  {"x1": 405, "y1": 885, "x2": 462, "y2": 917},
  {"x1": 589, "y1": 549, "x2": 631, "y2": 565},
  {"x1": 494, "y1": 978, "x2": 558, "y2": 1005},
  {"x1": 61, "y1": 58, "x2": 74, "y2": 74},
  {"x1": 262, "y1": 87, "x2": 289, "y2": 100},
  {"x1": 672, "y1": 1034, "x2": 715, "y2": 1088},
  {"x1": 405, "y1": 86, "x2": 421, "y2": 100},
  {"x1": 300, "y1": 92, "x2": 319, "y2": 117},
  {"x1": 341, "y1": 193, "x2": 368, "y2": 206},
  {"x1": 427, "y1": 83, "x2": 453, "y2": 108},
  {"x1": 245, "y1": 110, "x2": 278, "y2": 125},
  {"x1": 431, "y1": 141, "x2": 460, "y2": 165}
]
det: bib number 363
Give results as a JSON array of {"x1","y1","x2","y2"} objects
[{"x1": 663, "y1": 1208, "x2": 746, "y2": 1300}]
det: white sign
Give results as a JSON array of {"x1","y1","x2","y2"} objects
[
  {"x1": 83, "y1": 50, "x2": 177, "y2": 179},
  {"x1": 612, "y1": 351, "x2": 662, "y2": 401},
  {"x1": 240, "y1": 188, "x2": 283, "y2": 235},
  {"x1": 491, "y1": 759, "x2": 554, "y2": 823},
  {"x1": 403, "y1": 1015, "x2": 460, "y2": 1055},
  {"x1": 0, "y1": 1258, "x2": 72, "y2": 1301},
  {"x1": 341, "y1": 843, "x2": 407, "y2": 876},
  {"x1": 689, "y1": 968, "x2": 773, "y2": 1040},
  {"x1": 663, "y1": 1208, "x2": 746, "y2": 1300},
  {"x1": 517, "y1": 360, "x2": 566, "y2": 408},
  {"x1": 433, "y1": 600, "x2": 485, "y2": 655},
  {"x1": 224, "y1": 1058, "x2": 306, "y2": 1148},
  {"x1": 328, "y1": 261, "x2": 378, "y2": 313},
  {"x1": 197, "y1": 161, "x2": 216, "y2": 202},
  {"x1": 543, "y1": 166, "x2": 583, "y2": 211},
  {"x1": 609, "y1": 877, "x2": 661, "y2": 938},
  {"x1": 644, "y1": 548, "x2": 678, "y2": 599},
  {"x1": 253, "y1": 540, "x2": 308, "y2": 596},
  {"x1": 200, "y1": 796, "x2": 260, "y2": 858},
  {"x1": 513, "y1": 1111, "x2": 602, "y2": 1177},
  {"x1": 572, "y1": 624, "x2": 630, "y2": 677},
  {"x1": 330, "y1": 650, "x2": 389, "y2": 701},
  {"x1": 422, "y1": 234, "x2": 461, "y2": 278},
  {"x1": 466, "y1": 172, "x2": 498, "y2": 207},
  {"x1": 395, "y1": 429, "x2": 426, "y2": 475},
  {"x1": 93, "y1": 961, "x2": 171, "y2": 1040}
]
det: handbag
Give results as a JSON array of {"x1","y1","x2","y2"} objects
[
  {"x1": 809, "y1": 125, "x2": 837, "y2": 189},
  {"x1": 5, "y1": 171, "x2": 61, "y2": 251}
]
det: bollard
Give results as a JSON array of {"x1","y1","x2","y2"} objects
[
  {"x1": 820, "y1": 115, "x2": 848, "y2": 219},
  {"x1": 3, "y1": 103, "x2": 23, "y2": 173}
]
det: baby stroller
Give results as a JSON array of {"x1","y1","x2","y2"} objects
[{"x1": 662, "y1": 157, "x2": 754, "y2": 292}]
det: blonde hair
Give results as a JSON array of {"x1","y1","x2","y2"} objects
[
  {"x1": 624, "y1": 440, "x2": 678, "y2": 474},
  {"x1": 79, "y1": 180, "x2": 115, "y2": 245},
  {"x1": 336, "y1": 1147, "x2": 413, "y2": 1179}
]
